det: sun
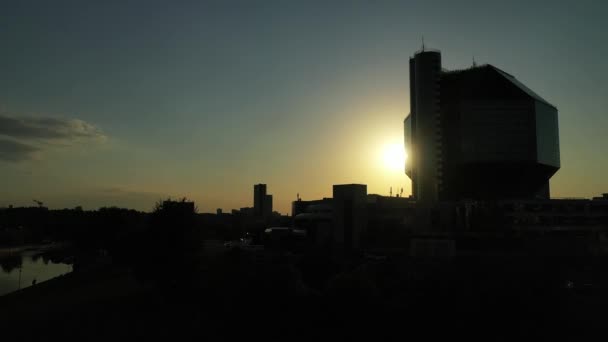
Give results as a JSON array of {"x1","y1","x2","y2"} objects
[{"x1": 382, "y1": 143, "x2": 407, "y2": 172}]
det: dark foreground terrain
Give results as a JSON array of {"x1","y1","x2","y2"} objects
[{"x1": 1, "y1": 250, "x2": 607, "y2": 341}]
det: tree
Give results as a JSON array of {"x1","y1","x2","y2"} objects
[{"x1": 135, "y1": 198, "x2": 202, "y2": 291}]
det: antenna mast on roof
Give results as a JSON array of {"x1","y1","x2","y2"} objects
[
  {"x1": 472, "y1": 55, "x2": 477, "y2": 68},
  {"x1": 421, "y1": 36, "x2": 425, "y2": 51}
]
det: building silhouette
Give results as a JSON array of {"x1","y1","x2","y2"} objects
[
  {"x1": 405, "y1": 49, "x2": 560, "y2": 204},
  {"x1": 332, "y1": 184, "x2": 367, "y2": 251},
  {"x1": 292, "y1": 185, "x2": 419, "y2": 250},
  {"x1": 253, "y1": 184, "x2": 273, "y2": 218}
]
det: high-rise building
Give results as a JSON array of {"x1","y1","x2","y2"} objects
[
  {"x1": 405, "y1": 49, "x2": 560, "y2": 203},
  {"x1": 254, "y1": 184, "x2": 266, "y2": 217},
  {"x1": 264, "y1": 194, "x2": 273, "y2": 217},
  {"x1": 254, "y1": 183, "x2": 273, "y2": 218}
]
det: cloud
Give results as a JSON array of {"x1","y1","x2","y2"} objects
[
  {"x1": 0, "y1": 115, "x2": 106, "y2": 142},
  {"x1": 0, "y1": 138, "x2": 40, "y2": 162},
  {"x1": 101, "y1": 187, "x2": 165, "y2": 197},
  {"x1": 0, "y1": 114, "x2": 107, "y2": 162}
]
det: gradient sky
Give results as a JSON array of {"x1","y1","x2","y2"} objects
[{"x1": 1, "y1": 0, "x2": 607, "y2": 213}]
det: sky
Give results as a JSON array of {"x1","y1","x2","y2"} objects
[{"x1": 1, "y1": 0, "x2": 607, "y2": 214}]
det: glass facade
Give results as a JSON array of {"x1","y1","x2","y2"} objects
[
  {"x1": 535, "y1": 101, "x2": 560, "y2": 168},
  {"x1": 404, "y1": 114, "x2": 412, "y2": 177},
  {"x1": 460, "y1": 104, "x2": 534, "y2": 163}
]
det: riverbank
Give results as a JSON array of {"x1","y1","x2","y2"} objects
[{"x1": 0, "y1": 263, "x2": 143, "y2": 337}]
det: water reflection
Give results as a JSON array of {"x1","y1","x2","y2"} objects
[
  {"x1": 0, "y1": 255, "x2": 22, "y2": 274},
  {"x1": 0, "y1": 250, "x2": 73, "y2": 296}
]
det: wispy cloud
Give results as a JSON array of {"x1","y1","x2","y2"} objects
[
  {"x1": 0, "y1": 114, "x2": 107, "y2": 162},
  {"x1": 101, "y1": 186, "x2": 166, "y2": 197},
  {"x1": 0, "y1": 138, "x2": 40, "y2": 162},
  {"x1": 97, "y1": 186, "x2": 170, "y2": 211},
  {"x1": 0, "y1": 115, "x2": 106, "y2": 142}
]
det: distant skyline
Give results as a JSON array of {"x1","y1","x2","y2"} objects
[{"x1": 1, "y1": 1, "x2": 607, "y2": 213}]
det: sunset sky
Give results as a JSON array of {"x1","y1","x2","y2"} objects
[{"x1": 1, "y1": 0, "x2": 607, "y2": 213}]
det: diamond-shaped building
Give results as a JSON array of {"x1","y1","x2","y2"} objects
[{"x1": 404, "y1": 49, "x2": 560, "y2": 203}]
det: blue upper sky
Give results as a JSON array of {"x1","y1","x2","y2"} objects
[{"x1": 1, "y1": 0, "x2": 607, "y2": 213}]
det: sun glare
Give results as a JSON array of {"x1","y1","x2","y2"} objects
[{"x1": 382, "y1": 143, "x2": 406, "y2": 172}]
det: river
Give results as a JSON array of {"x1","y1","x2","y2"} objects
[{"x1": 0, "y1": 248, "x2": 73, "y2": 296}]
